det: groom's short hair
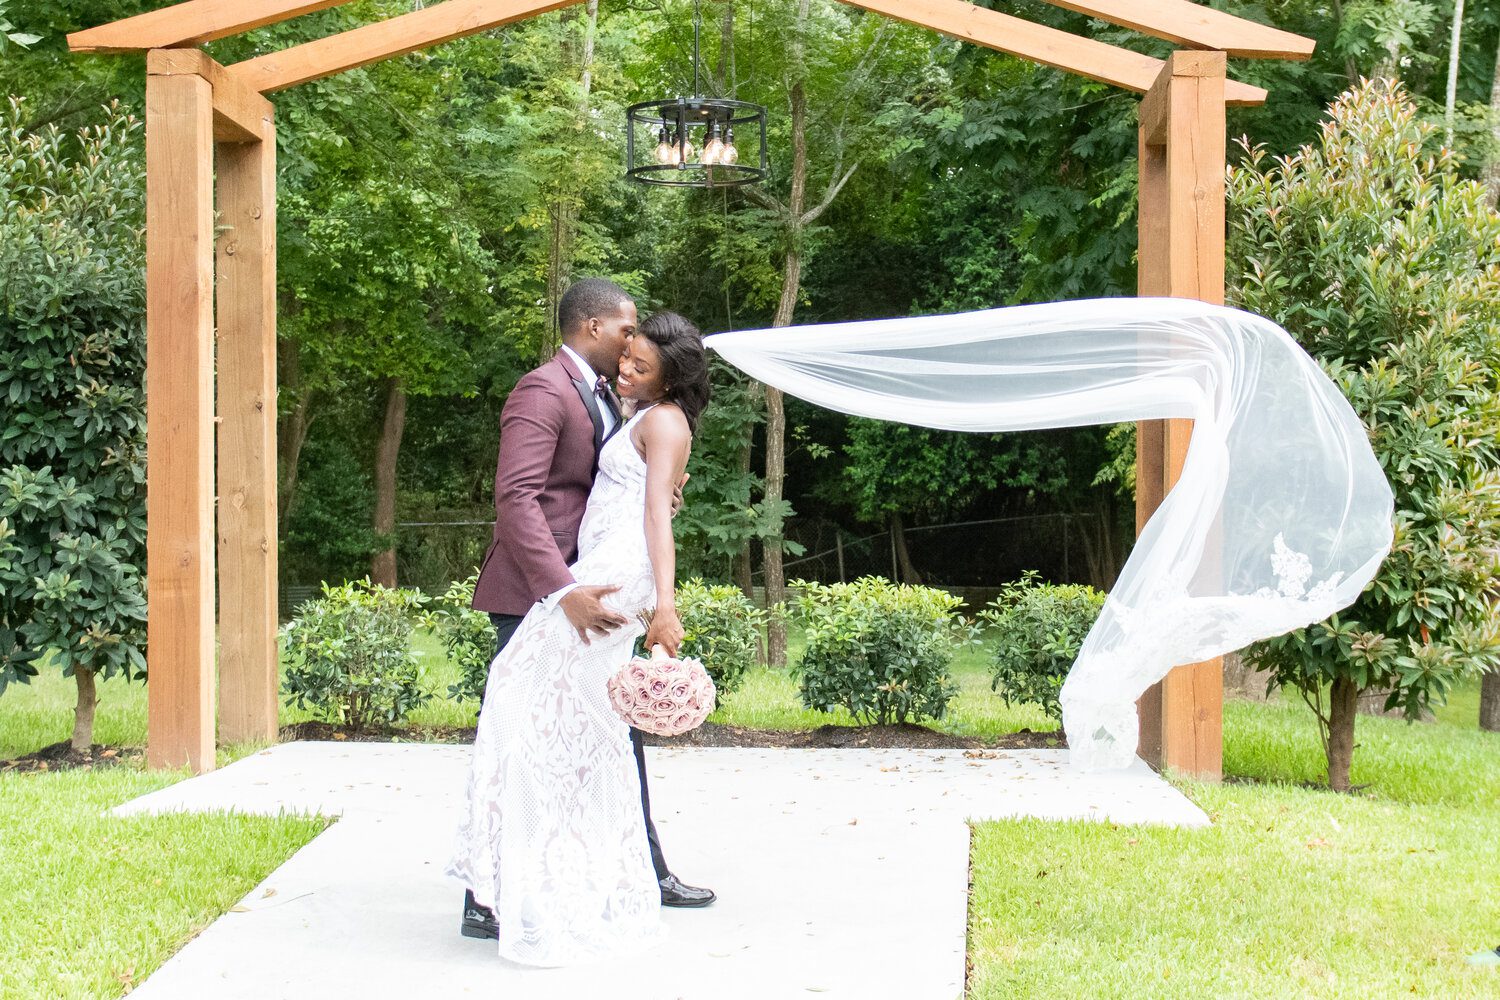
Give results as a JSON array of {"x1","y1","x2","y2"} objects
[{"x1": 558, "y1": 278, "x2": 632, "y2": 337}]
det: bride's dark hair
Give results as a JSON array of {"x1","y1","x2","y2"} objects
[{"x1": 638, "y1": 311, "x2": 710, "y2": 434}]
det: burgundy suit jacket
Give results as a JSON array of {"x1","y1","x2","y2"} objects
[{"x1": 472, "y1": 351, "x2": 613, "y2": 616}]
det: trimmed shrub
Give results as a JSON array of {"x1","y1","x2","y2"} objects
[
  {"x1": 981, "y1": 572, "x2": 1105, "y2": 720},
  {"x1": 425, "y1": 573, "x2": 495, "y2": 703},
  {"x1": 676, "y1": 579, "x2": 766, "y2": 697},
  {"x1": 792, "y1": 576, "x2": 969, "y2": 725},
  {"x1": 281, "y1": 580, "x2": 430, "y2": 729}
]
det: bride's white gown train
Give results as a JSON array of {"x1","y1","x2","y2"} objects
[{"x1": 448, "y1": 406, "x2": 666, "y2": 966}]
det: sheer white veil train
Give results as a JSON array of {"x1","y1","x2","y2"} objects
[{"x1": 704, "y1": 298, "x2": 1394, "y2": 771}]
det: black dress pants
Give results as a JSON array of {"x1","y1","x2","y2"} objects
[{"x1": 488, "y1": 612, "x2": 670, "y2": 880}]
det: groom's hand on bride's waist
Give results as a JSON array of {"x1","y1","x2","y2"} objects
[
  {"x1": 561, "y1": 585, "x2": 627, "y2": 643},
  {"x1": 670, "y1": 473, "x2": 689, "y2": 517}
]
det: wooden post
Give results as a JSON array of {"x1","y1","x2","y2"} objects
[
  {"x1": 216, "y1": 102, "x2": 279, "y2": 745},
  {"x1": 144, "y1": 62, "x2": 217, "y2": 772},
  {"x1": 1133, "y1": 50, "x2": 1226, "y2": 781}
]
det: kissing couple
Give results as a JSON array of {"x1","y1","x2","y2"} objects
[{"x1": 448, "y1": 278, "x2": 716, "y2": 966}]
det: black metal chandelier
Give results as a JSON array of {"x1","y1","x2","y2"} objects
[{"x1": 626, "y1": 1, "x2": 768, "y2": 188}]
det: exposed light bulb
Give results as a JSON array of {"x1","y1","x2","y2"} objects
[
  {"x1": 722, "y1": 128, "x2": 739, "y2": 165},
  {"x1": 654, "y1": 133, "x2": 674, "y2": 165},
  {"x1": 701, "y1": 122, "x2": 724, "y2": 165}
]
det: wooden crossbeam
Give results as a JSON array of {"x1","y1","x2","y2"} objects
[
  {"x1": 148, "y1": 48, "x2": 273, "y2": 143},
  {"x1": 839, "y1": 0, "x2": 1267, "y2": 105},
  {"x1": 1039, "y1": 0, "x2": 1313, "y2": 60},
  {"x1": 69, "y1": 0, "x2": 353, "y2": 53},
  {"x1": 227, "y1": 0, "x2": 581, "y2": 93}
]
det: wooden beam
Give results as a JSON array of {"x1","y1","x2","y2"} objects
[
  {"x1": 1038, "y1": 0, "x2": 1314, "y2": 60},
  {"x1": 227, "y1": 0, "x2": 581, "y2": 93},
  {"x1": 1133, "y1": 51, "x2": 1226, "y2": 782},
  {"x1": 69, "y1": 0, "x2": 353, "y2": 54},
  {"x1": 145, "y1": 68, "x2": 218, "y2": 773},
  {"x1": 216, "y1": 115, "x2": 280, "y2": 747},
  {"x1": 838, "y1": 0, "x2": 1266, "y2": 106},
  {"x1": 148, "y1": 48, "x2": 274, "y2": 144}
]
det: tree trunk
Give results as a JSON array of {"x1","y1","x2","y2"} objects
[
  {"x1": 733, "y1": 542, "x2": 754, "y2": 598},
  {"x1": 370, "y1": 377, "x2": 407, "y2": 587},
  {"x1": 760, "y1": 0, "x2": 812, "y2": 669},
  {"x1": 71, "y1": 665, "x2": 97, "y2": 752},
  {"x1": 890, "y1": 513, "x2": 923, "y2": 585},
  {"x1": 1481, "y1": 671, "x2": 1500, "y2": 732},
  {"x1": 1445, "y1": 0, "x2": 1466, "y2": 146},
  {"x1": 763, "y1": 383, "x2": 789, "y2": 667},
  {"x1": 277, "y1": 336, "x2": 316, "y2": 530},
  {"x1": 540, "y1": 1, "x2": 597, "y2": 364},
  {"x1": 1483, "y1": 32, "x2": 1500, "y2": 208},
  {"x1": 1325, "y1": 675, "x2": 1360, "y2": 792}
]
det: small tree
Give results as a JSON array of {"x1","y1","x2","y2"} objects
[
  {"x1": 0, "y1": 97, "x2": 148, "y2": 751},
  {"x1": 1227, "y1": 78, "x2": 1500, "y2": 791}
]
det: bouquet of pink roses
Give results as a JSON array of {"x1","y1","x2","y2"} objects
[{"x1": 607, "y1": 645, "x2": 717, "y2": 737}]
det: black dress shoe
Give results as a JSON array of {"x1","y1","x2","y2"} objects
[
  {"x1": 461, "y1": 889, "x2": 499, "y2": 939},
  {"x1": 659, "y1": 874, "x2": 716, "y2": 908}
]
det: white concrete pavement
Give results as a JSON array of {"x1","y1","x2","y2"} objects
[{"x1": 113, "y1": 741, "x2": 1208, "y2": 1000}]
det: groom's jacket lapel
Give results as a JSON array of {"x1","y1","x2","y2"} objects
[
  {"x1": 569, "y1": 375, "x2": 606, "y2": 460},
  {"x1": 471, "y1": 351, "x2": 600, "y2": 617}
]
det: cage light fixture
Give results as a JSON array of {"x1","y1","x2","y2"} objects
[{"x1": 626, "y1": 1, "x2": 768, "y2": 188}]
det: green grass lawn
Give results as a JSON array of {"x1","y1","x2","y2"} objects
[
  {"x1": 2, "y1": 632, "x2": 1495, "y2": 998},
  {"x1": 0, "y1": 768, "x2": 328, "y2": 1000},
  {"x1": 969, "y1": 688, "x2": 1500, "y2": 999}
]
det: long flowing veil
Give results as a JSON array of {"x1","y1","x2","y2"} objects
[{"x1": 705, "y1": 298, "x2": 1393, "y2": 770}]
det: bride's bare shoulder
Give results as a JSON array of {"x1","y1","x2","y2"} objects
[{"x1": 640, "y1": 402, "x2": 690, "y2": 437}]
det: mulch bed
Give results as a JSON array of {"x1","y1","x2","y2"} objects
[
  {"x1": 2, "y1": 722, "x2": 1065, "y2": 772},
  {"x1": 1, "y1": 741, "x2": 143, "y2": 773},
  {"x1": 281, "y1": 719, "x2": 1065, "y2": 751},
  {"x1": 644, "y1": 721, "x2": 1065, "y2": 750}
]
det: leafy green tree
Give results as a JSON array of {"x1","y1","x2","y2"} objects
[
  {"x1": 1228, "y1": 78, "x2": 1500, "y2": 791},
  {"x1": 841, "y1": 421, "x2": 1066, "y2": 585},
  {"x1": 0, "y1": 98, "x2": 146, "y2": 750}
]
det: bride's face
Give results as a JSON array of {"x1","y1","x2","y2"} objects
[{"x1": 616, "y1": 336, "x2": 668, "y2": 402}]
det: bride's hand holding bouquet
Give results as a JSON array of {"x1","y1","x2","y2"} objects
[{"x1": 642, "y1": 603, "x2": 684, "y2": 657}]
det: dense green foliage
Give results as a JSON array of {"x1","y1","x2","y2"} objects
[
  {"x1": 792, "y1": 576, "x2": 971, "y2": 725},
  {"x1": 675, "y1": 578, "x2": 767, "y2": 696},
  {"x1": 981, "y1": 572, "x2": 1105, "y2": 721},
  {"x1": 280, "y1": 580, "x2": 432, "y2": 729},
  {"x1": 424, "y1": 574, "x2": 496, "y2": 704},
  {"x1": 1229, "y1": 79, "x2": 1500, "y2": 787},
  {"x1": 0, "y1": 97, "x2": 146, "y2": 747},
  {"x1": 3, "y1": 3, "x2": 1499, "y2": 735}
]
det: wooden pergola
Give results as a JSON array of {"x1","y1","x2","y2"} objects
[{"x1": 70, "y1": 0, "x2": 1314, "y2": 777}]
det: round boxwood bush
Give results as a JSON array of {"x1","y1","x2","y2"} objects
[
  {"x1": 676, "y1": 579, "x2": 766, "y2": 697},
  {"x1": 281, "y1": 579, "x2": 431, "y2": 729},
  {"x1": 792, "y1": 576, "x2": 967, "y2": 726},
  {"x1": 980, "y1": 571, "x2": 1105, "y2": 721}
]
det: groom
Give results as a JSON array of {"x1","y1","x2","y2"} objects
[{"x1": 463, "y1": 278, "x2": 715, "y2": 939}]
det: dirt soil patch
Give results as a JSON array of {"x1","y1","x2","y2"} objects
[
  {"x1": 1, "y1": 741, "x2": 142, "y2": 773},
  {"x1": 282, "y1": 719, "x2": 1064, "y2": 750},
  {"x1": 2, "y1": 722, "x2": 1064, "y2": 769}
]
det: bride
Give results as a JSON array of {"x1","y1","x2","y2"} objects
[{"x1": 448, "y1": 311, "x2": 711, "y2": 966}]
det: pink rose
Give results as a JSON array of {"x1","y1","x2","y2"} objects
[{"x1": 649, "y1": 678, "x2": 670, "y2": 698}]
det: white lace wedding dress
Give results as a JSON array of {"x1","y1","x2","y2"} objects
[{"x1": 448, "y1": 405, "x2": 666, "y2": 966}]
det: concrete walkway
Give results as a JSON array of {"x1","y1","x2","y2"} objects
[{"x1": 115, "y1": 742, "x2": 1208, "y2": 1000}]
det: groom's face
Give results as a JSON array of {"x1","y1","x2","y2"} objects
[{"x1": 589, "y1": 299, "x2": 638, "y2": 377}]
